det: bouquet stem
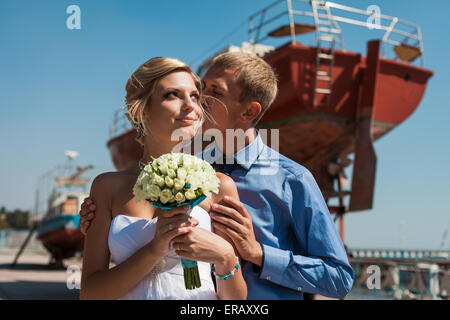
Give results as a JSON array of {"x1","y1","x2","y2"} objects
[{"x1": 181, "y1": 258, "x2": 201, "y2": 290}]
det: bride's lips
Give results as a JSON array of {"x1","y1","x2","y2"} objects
[{"x1": 176, "y1": 116, "x2": 197, "y2": 125}]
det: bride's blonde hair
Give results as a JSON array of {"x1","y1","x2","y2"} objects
[{"x1": 125, "y1": 57, "x2": 204, "y2": 145}]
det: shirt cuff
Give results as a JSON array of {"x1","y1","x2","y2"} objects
[
  {"x1": 258, "y1": 243, "x2": 290, "y2": 284},
  {"x1": 251, "y1": 243, "x2": 265, "y2": 275}
]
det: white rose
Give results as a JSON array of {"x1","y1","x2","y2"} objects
[
  {"x1": 186, "y1": 173, "x2": 202, "y2": 190},
  {"x1": 175, "y1": 192, "x2": 186, "y2": 203},
  {"x1": 172, "y1": 153, "x2": 183, "y2": 164},
  {"x1": 158, "y1": 158, "x2": 169, "y2": 174},
  {"x1": 204, "y1": 176, "x2": 220, "y2": 195},
  {"x1": 174, "y1": 178, "x2": 185, "y2": 191},
  {"x1": 201, "y1": 161, "x2": 212, "y2": 171},
  {"x1": 184, "y1": 189, "x2": 197, "y2": 200},
  {"x1": 192, "y1": 157, "x2": 203, "y2": 171},
  {"x1": 148, "y1": 184, "x2": 161, "y2": 200},
  {"x1": 167, "y1": 169, "x2": 177, "y2": 178},
  {"x1": 164, "y1": 176, "x2": 174, "y2": 188},
  {"x1": 133, "y1": 183, "x2": 146, "y2": 202},
  {"x1": 136, "y1": 171, "x2": 148, "y2": 184},
  {"x1": 177, "y1": 167, "x2": 187, "y2": 180},
  {"x1": 168, "y1": 160, "x2": 178, "y2": 170},
  {"x1": 142, "y1": 174, "x2": 153, "y2": 186},
  {"x1": 159, "y1": 164, "x2": 169, "y2": 175},
  {"x1": 160, "y1": 188, "x2": 174, "y2": 204},
  {"x1": 152, "y1": 174, "x2": 165, "y2": 188},
  {"x1": 182, "y1": 154, "x2": 194, "y2": 171},
  {"x1": 205, "y1": 166, "x2": 216, "y2": 176},
  {"x1": 143, "y1": 164, "x2": 153, "y2": 174}
]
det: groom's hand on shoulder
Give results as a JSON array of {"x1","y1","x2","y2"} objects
[
  {"x1": 79, "y1": 197, "x2": 96, "y2": 236},
  {"x1": 210, "y1": 196, "x2": 263, "y2": 267}
]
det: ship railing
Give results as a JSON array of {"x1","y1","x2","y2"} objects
[
  {"x1": 248, "y1": 0, "x2": 424, "y2": 66},
  {"x1": 109, "y1": 108, "x2": 133, "y2": 139}
]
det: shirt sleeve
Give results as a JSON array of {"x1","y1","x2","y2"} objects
[{"x1": 258, "y1": 169, "x2": 354, "y2": 299}]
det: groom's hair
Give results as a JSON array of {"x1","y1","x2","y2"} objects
[{"x1": 211, "y1": 52, "x2": 278, "y2": 125}]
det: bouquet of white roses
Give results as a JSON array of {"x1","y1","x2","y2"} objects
[{"x1": 133, "y1": 153, "x2": 220, "y2": 289}]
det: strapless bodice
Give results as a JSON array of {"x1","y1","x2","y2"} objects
[{"x1": 108, "y1": 206, "x2": 217, "y2": 300}]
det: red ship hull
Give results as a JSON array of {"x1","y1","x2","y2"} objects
[
  {"x1": 38, "y1": 228, "x2": 84, "y2": 260},
  {"x1": 262, "y1": 42, "x2": 433, "y2": 126},
  {"x1": 107, "y1": 129, "x2": 143, "y2": 172}
]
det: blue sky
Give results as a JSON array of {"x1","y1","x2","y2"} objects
[{"x1": 0, "y1": 0, "x2": 449, "y2": 250}]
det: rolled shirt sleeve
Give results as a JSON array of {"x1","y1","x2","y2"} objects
[{"x1": 258, "y1": 169, "x2": 354, "y2": 299}]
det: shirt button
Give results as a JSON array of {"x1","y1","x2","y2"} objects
[
  {"x1": 266, "y1": 276, "x2": 271, "y2": 280},
  {"x1": 297, "y1": 287, "x2": 302, "y2": 291}
]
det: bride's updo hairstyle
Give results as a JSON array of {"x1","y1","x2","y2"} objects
[{"x1": 125, "y1": 57, "x2": 204, "y2": 145}]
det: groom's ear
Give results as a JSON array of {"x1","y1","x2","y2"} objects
[{"x1": 240, "y1": 101, "x2": 261, "y2": 124}]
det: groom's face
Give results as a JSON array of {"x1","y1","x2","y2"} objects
[{"x1": 201, "y1": 66, "x2": 245, "y2": 135}]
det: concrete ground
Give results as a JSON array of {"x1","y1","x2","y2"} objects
[{"x1": 0, "y1": 250, "x2": 81, "y2": 300}]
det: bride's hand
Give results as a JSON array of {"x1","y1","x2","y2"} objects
[
  {"x1": 172, "y1": 226, "x2": 236, "y2": 272},
  {"x1": 147, "y1": 206, "x2": 197, "y2": 257}
]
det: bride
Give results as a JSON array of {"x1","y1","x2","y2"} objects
[{"x1": 80, "y1": 57, "x2": 247, "y2": 300}]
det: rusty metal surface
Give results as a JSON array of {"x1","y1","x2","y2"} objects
[{"x1": 348, "y1": 40, "x2": 380, "y2": 212}]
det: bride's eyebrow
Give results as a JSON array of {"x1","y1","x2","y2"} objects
[
  {"x1": 163, "y1": 87, "x2": 199, "y2": 95},
  {"x1": 163, "y1": 87, "x2": 188, "y2": 93},
  {"x1": 163, "y1": 87, "x2": 181, "y2": 92}
]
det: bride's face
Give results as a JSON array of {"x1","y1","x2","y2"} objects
[{"x1": 144, "y1": 71, "x2": 202, "y2": 143}]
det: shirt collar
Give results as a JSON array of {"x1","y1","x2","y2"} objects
[
  {"x1": 234, "y1": 131, "x2": 265, "y2": 170},
  {"x1": 200, "y1": 130, "x2": 265, "y2": 171}
]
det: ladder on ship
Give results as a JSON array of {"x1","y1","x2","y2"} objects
[{"x1": 311, "y1": 0, "x2": 343, "y2": 106}]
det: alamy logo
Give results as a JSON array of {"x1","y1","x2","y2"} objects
[
  {"x1": 66, "y1": 5, "x2": 81, "y2": 30},
  {"x1": 66, "y1": 265, "x2": 81, "y2": 290},
  {"x1": 366, "y1": 5, "x2": 381, "y2": 30},
  {"x1": 366, "y1": 265, "x2": 381, "y2": 290},
  {"x1": 170, "y1": 128, "x2": 281, "y2": 176}
]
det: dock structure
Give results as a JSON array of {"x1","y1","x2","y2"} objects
[{"x1": 348, "y1": 248, "x2": 450, "y2": 300}]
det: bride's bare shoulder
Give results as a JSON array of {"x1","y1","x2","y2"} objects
[
  {"x1": 213, "y1": 172, "x2": 239, "y2": 203},
  {"x1": 90, "y1": 170, "x2": 125, "y2": 196},
  {"x1": 92, "y1": 170, "x2": 121, "y2": 184},
  {"x1": 92, "y1": 162, "x2": 138, "y2": 187},
  {"x1": 199, "y1": 172, "x2": 237, "y2": 211}
]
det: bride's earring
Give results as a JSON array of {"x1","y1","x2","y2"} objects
[
  {"x1": 126, "y1": 110, "x2": 146, "y2": 137},
  {"x1": 135, "y1": 121, "x2": 145, "y2": 137}
]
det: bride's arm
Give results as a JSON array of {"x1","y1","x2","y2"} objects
[
  {"x1": 80, "y1": 173, "x2": 191, "y2": 300},
  {"x1": 211, "y1": 173, "x2": 247, "y2": 300},
  {"x1": 210, "y1": 173, "x2": 239, "y2": 253}
]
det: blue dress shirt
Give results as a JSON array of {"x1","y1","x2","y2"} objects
[{"x1": 198, "y1": 131, "x2": 354, "y2": 300}]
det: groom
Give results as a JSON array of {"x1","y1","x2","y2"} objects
[{"x1": 79, "y1": 52, "x2": 354, "y2": 299}]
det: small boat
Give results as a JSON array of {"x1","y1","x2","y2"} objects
[
  {"x1": 12, "y1": 151, "x2": 92, "y2": 268},
  {"x1": 36, "y1": 190, "x2": 87, "y2": 267}
]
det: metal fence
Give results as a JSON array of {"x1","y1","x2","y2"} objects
[{"x1": 248, "y1": 0, "x2": 424, "y2": 65}]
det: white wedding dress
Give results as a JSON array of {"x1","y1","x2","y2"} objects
[{"x1": 108, "y1": 206, "x2": 217, "y2": 300}]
